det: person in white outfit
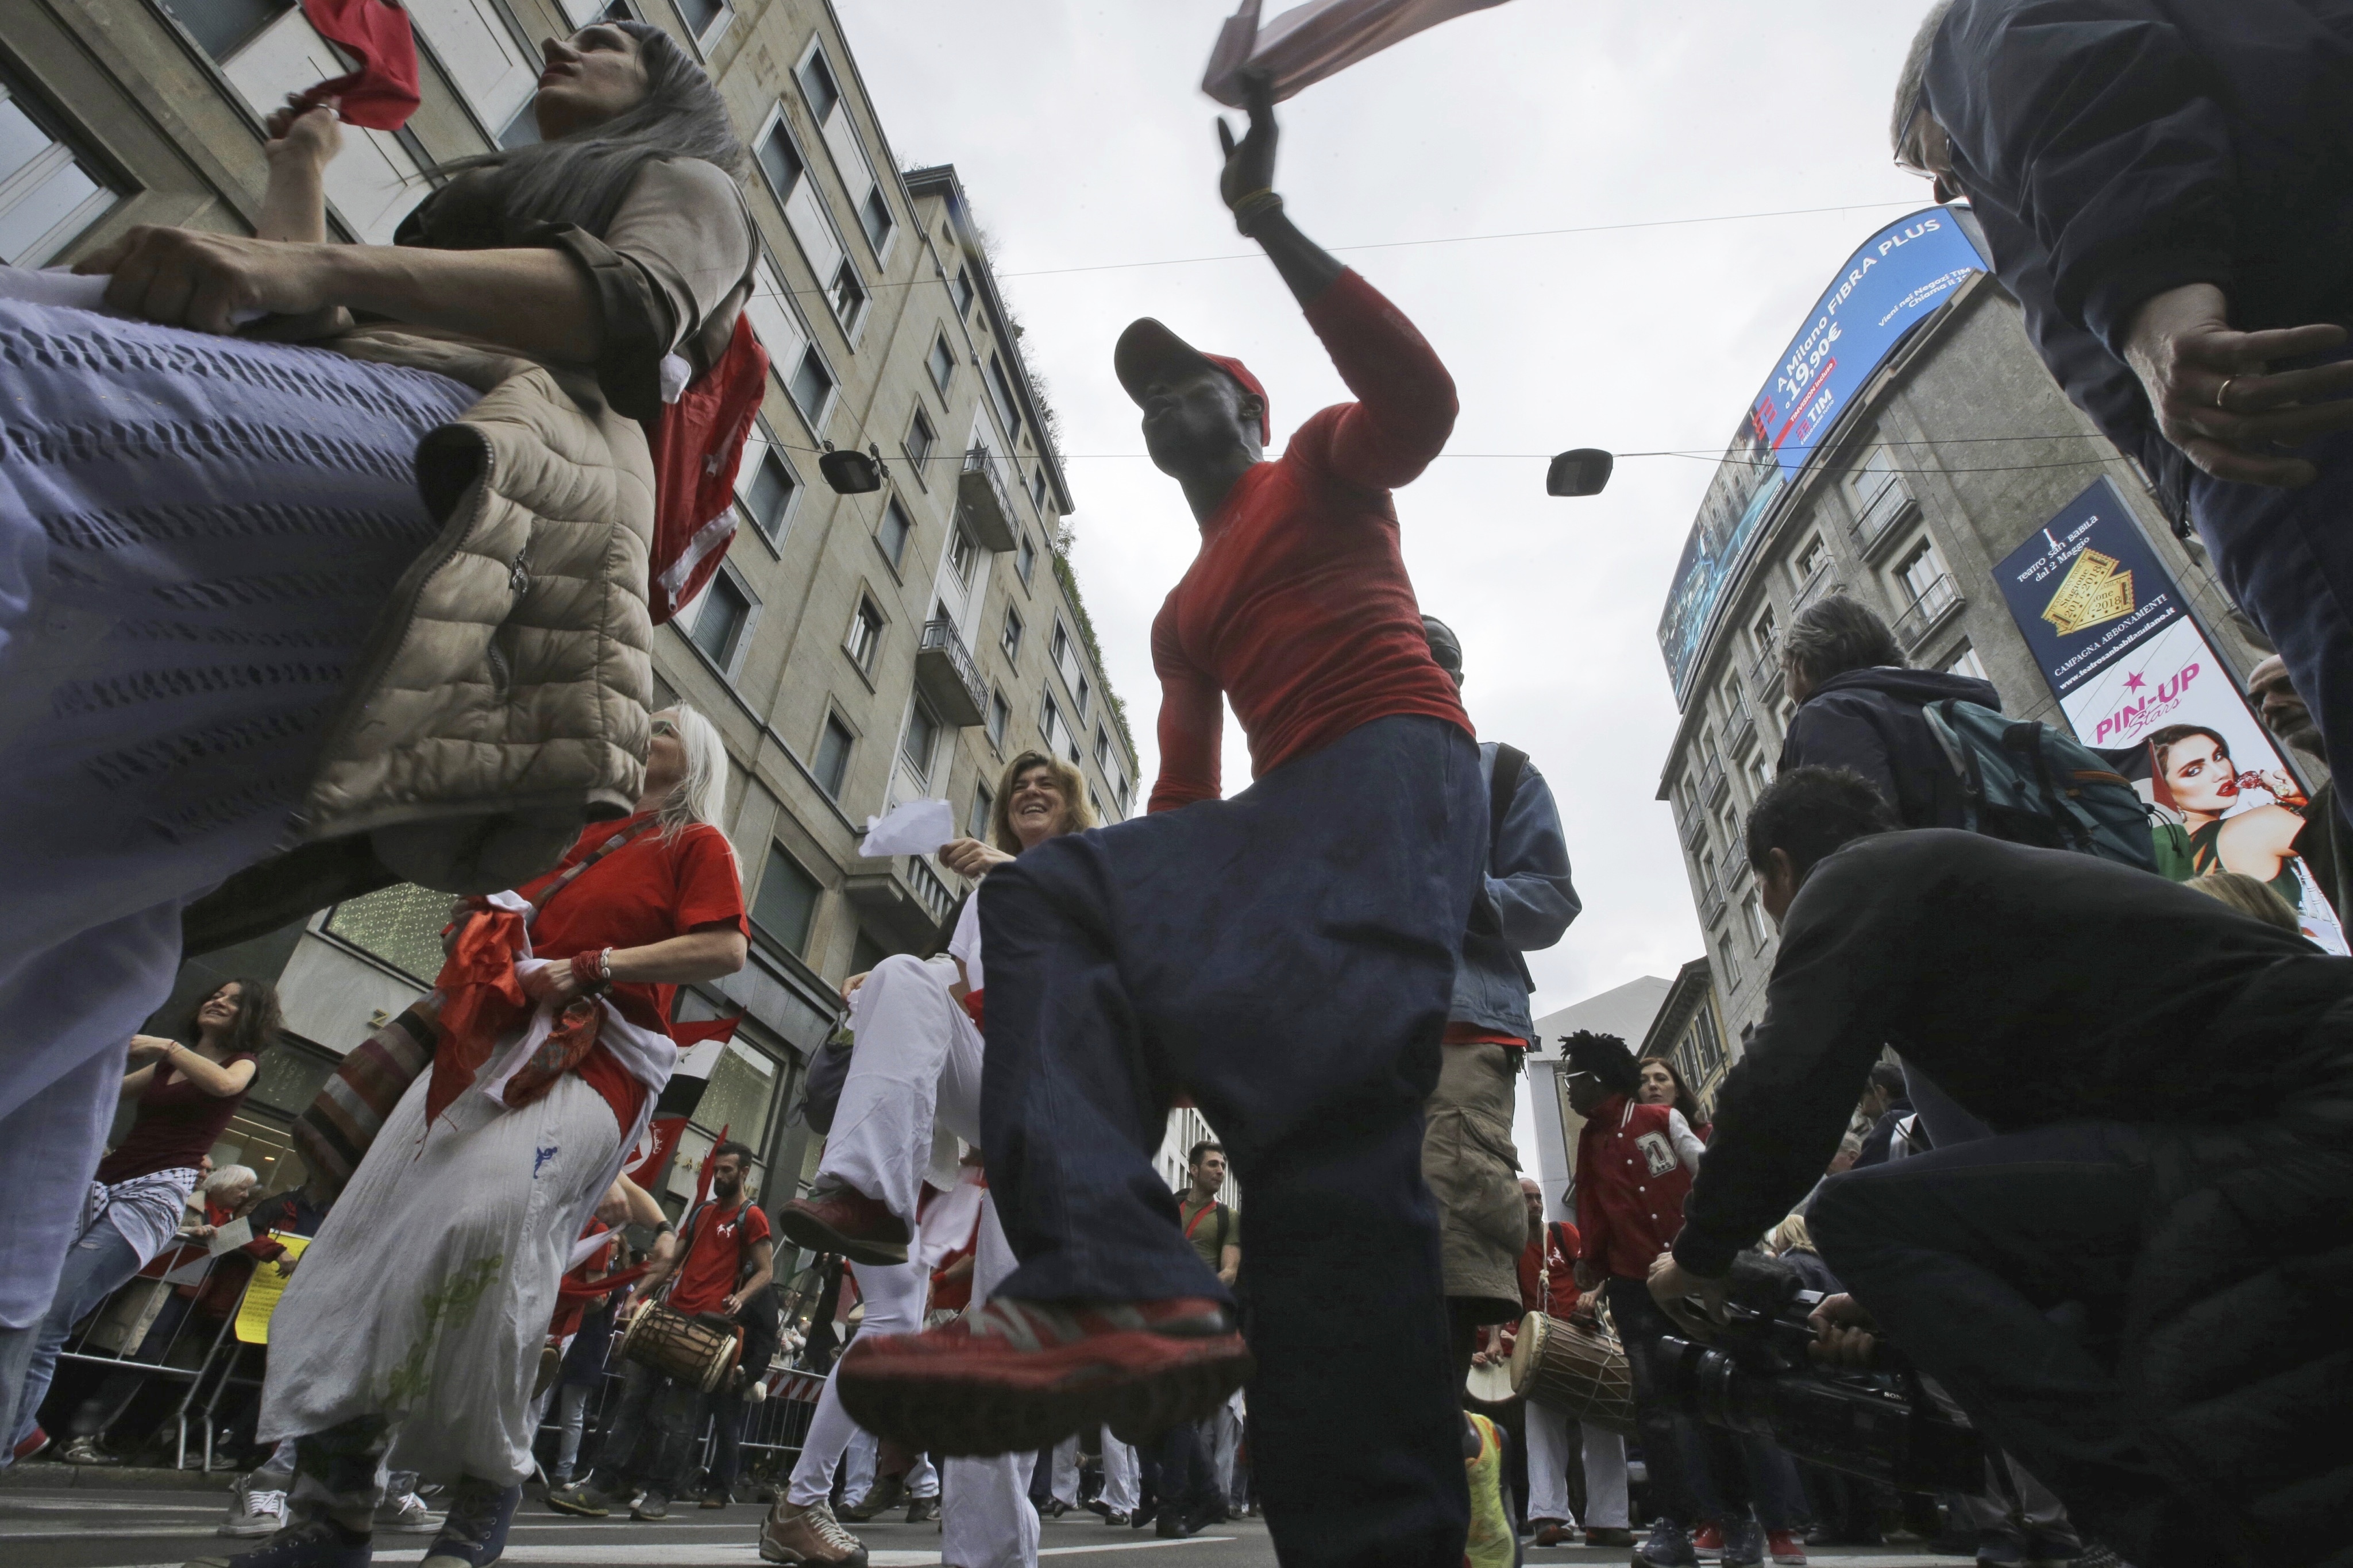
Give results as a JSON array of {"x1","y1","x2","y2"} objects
[
  {"x1": 1507, "y1": 1180, "x2": 1630, "y2": 1548},
  {"x1": 761, "y1": 751, "x2": 1095, "y2": 1568},
  {"x1": 1051, "y1": 1427, "x2": 1141, "y2": 1524}
]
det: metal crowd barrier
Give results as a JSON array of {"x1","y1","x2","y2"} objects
[
  {"x1": 45, "y1": 1243, "x2": 265, "y2": 1472},
  {"x1": 535, "y1": 1355, "x2": 831, "y2": 1488}
]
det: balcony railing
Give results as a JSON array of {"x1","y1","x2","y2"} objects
[
  {"x1": 957, "y1": 447, "x2": 1017, "y2": 550},
  {"x1": 1724, "y1": 696, "x2": 1757, "y2": 758},
  {"x1": 1678, "y1": 806, "x2": 1708, "y2": 852},
  {"x1": 845, "y1": 851, "x2": 962, "y2": 946},
  {"x1": 1698, "y1": 871, "x2": 1727, "y2": 928},
  {"x1": 1699, "y1": 756, "x2": 1731, "y2": 810},
  {"x1": 914, "y1": 617, "x2": 987, "y2": 727},
  {"x1": 1746, "y1": 639, "x2": 1784, "y2": 706},
  {"x1": 1891, "y1": 574, "x2": 1964, "y2": 652},
  {"x1": 1791, "y1": 563, "x2": 1844, "y2": 617},
  {"x1": 1849, "y1": 473, "x2": 1919, "y2": 558}
]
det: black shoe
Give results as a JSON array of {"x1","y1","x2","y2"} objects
[
  {"x1": 631, "y1": 1490, "x2": 671, "y2": 1523},
  {"x1": 1155, "y1": 1511, "x2": 1198, "y2": 1540},
  {"x1": 1130, "y1": 1503, "x2": 1156, "y2": 1530},
  {"x1": 544, "y1": 1482, "x2": 616, "y2": 1519}
]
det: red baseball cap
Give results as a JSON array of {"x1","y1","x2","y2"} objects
[{"x1": 1113, "y1": 317, "x2": 1270, "y2": 444}]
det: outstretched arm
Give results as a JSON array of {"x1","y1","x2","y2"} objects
[
  {"x1": 256, "y1": 100, "x2": 339, "y2": 245},
  {"x1": 1217, "y1": 72, "x2": 1343, "y2": 308}
]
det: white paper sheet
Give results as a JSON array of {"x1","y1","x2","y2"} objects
[
  {"x1": 207, "y1": 1216, "x2": 254, "y2": 1256},
  {"x1": 1202, "y1": 0, "x2": 1513, "y2": 106},
  {"x1": 860, "y1": 798, "x2": 955, "y2": 858}
]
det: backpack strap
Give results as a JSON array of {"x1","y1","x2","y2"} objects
[
  {"x1": 1489, "y1": 744, "x2": 1528, "y2": 860},
  {"x1": 528, "y1": 819, "x2": 660, "y2": 930}
]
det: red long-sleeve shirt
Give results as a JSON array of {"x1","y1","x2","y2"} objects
[
  {"x1": 1575, "y1": 1094, "x2": 1706, "y2": 1281},
  {"x1": 1147, "y1": 270, "x2": 1471, "y2": 812}
]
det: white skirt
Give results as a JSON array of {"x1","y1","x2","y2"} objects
[{"x1": 258, "y1": 1069, "x2": 623, "y2": 1484}]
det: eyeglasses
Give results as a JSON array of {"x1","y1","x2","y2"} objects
[{"x1": 651, "y1": 718, "x2": 678, "y2": 737}]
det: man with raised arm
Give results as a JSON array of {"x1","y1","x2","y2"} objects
[{"x1": 839, "y1": 74, "x2": 1484, "y2": 1568}]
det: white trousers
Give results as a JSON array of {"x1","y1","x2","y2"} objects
[
  {"x1": 942, "y1": 1194, "x2": 1040, "y2": 1568},
  {"x1": 818, "y1": 956, "x2": 982, "y2": 1222},
  {"x1": 786, "y1": 1245, "x2": 926, "y2": 1508},
  {"x1": 1051, "y1": 1427, "x2": 1139, "y2": 1513},
  {"x1": 844, "y1": 1429, "x2": 939, "y2": 1507},
  {"x1": 1525, "y1": 1403, "x2": 1629, "y2": 1528}
]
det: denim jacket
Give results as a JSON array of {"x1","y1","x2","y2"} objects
[{"x1": 1453, "y1": 742, "x2": 1580, "y2": 1038}]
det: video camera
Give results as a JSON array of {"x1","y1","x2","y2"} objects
[{"x1": 1655, "y1": 1253, "x2": 1983, "y2": 1493}]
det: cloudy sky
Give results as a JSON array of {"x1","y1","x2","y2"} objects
[{"x1": 836, "y1": 0, "x2": 1937, "y2": 1146}]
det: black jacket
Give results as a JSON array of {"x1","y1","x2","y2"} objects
[
  {"x1": 1776, "y1": 666, "x2": 2000, "y2": 829},
  {"x1": 1924, "y1": 0, "x2": 2353, "y2": 517}
]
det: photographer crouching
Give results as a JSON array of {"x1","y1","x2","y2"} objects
[{"x1": 1647, "y1": 767, "x2": 2353, "y2": 1568}]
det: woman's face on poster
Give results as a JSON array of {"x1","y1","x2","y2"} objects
[{"x1": 2163, "y1": 732, "x2": 2239, "y2": 815}]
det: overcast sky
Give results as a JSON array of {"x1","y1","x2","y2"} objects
[{"x1": 836, "y1": 0, "x2": 1937, "y2": 1151}]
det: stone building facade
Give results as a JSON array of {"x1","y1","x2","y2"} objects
[{"x1": 5, "y1": 0, "x2": 1142, "y2": 1211}]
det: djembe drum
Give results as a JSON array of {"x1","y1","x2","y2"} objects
[
  {"x1": 1507, "y1": 1311, "x2": 1637, "y2": 1436},
  {"x1": 618, "y1": 1301, "x2": 743, "y2": 1392}
]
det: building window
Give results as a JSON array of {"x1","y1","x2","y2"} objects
[
  {"x1": 691, "y1": 571, "x2": 754, "y2": 674},
  {"x1": 1945, "y1": 643, "x2": 1989, "y2": 681},
  {"x1": 165, "y1": 0, "x2": 294, "y2": 62},
  {"x1": 1094, "y1": 727, "x2": 1110, "y2": 769},
  {"x1": 813, "y1": 715, "x2": 854, "y2": 798},
  {"x1": 496, "y1": 101, "x2": 540, "y2": 149},
  {"x1": 905, "y1": 407, "x2": 935, "y2": 470},
  {"x1": 877, "y1": 499, "x2": 912, "y2": 569},
  {"x1": 947, "y1": 523, "x2": 978, "y2": 587},
  {"x1": 845, "y1": 596, "x2": 884, "y2": 672},
  {"x1": 1897, "y1": 539, "x2": 1950, "y2": 609},
  {"x1": 1793, "y1": 535, "x2": 1829, "y2": 585},
  {"x1": 750, "y1": 845, "x2": 821, "y2": 956},
  {"x1": 797, "y1": 47, "x2": 840, "y2": 125},
  {"x1": 986, "y1": 353, "x2": 1024, "y2": 445},
  {"x1": 1030, "y1": 469, "x2": 1050, "y2": 516},
  {"x1": 1016, "y1": 532, "x2": 1037, "y2": 585},
  {"x1": 1752, "y1": 606, "x2": 1777, "y2": 658},
  {"x1": 988, "y1": 689, "x2": 1010, "y2": 746},
  {"x1": 789, "y1": 346, "x2": 835, "y2": 429},
  {"x1": 1742, "y1": 890, "x2": 1770, "y2": 951},
  {"x1": 755, "y1": 118, "x2": 804, "y2": 203},
  {"x1": 1749, "y1": 751, "x2": 1773, "y2": 795},
  {"x1": 968, "y1": 782, "x2": 993, "y2": 841},
  {"x1": 0, "y1": 78, "x2": 118, "y2": 267},
  {"x1": 1050, "y1": 619, "x2": 1082, "y2": 694},
  {"x1": 739, "y1": 444, "x2": 798, "y2": 546},
  {"x1": 1717, "y1": 936, "x2": 1743, "y2": 989},
  {"x1": 1073, "y1": 672, "x2": 1092, "y2": 724},
  {"x1": 830, "y1": 260, "x2": 866, "y2": 333},
  {"x1": 672, "y1": 0, "x2": 731, "y2": 46},
  {"x1": 860, "y1": 187, "x2": 895, "y2": 256},
  {"x1": 1115, "y1": 775, "x2": 1132, "y2": 816},
  {"x1": 902, "y1": 700, "x2": 940, "y2": 784},
  {"x1": 1042, "y1": 693, "x2": 1069, "y2": 755},
  {"x1": 951, "y1": 265, "x2": 975, "y2": 317},
  {"x1": 1001, "y1": 607, "x2": 1023, "y2": 662},
  {"x1": 927, "y1": 332, "x2": 955, "y2": 396}
]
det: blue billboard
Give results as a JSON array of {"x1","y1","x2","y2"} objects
[{"x1": 1658, "y1": 208, "x2": 1988, "y2": 704}]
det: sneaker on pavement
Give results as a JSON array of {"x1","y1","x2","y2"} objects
[
  {"x1": 838, "y1": 1472, "x2": 902, "y2": 1523},
  {"x1": 1978, "y1": 1535, "x2": 2028, "y2": 1568},
  {"x1": 838, "y1": 1296, "x2": 1252, "y2": 1457},
  {"x1": 761, "y1": 1499, "x2": 869, "y2": 1567},
  {"x1": 185, "y1": 1519, "x2": 373, "y2": 1568},
  {"x1": 1693, "y1": 1523, "x2": 1725, "y2": 1559},
  {"x1": 776, "y1": 1181, "x2": 909, "y2": 1268},
  {"x1": 1532, "y1": 1522, "x2": 1574, "y2": 1547},
  {"x1": 631, "y1": 1489, "x2": 672, "y2": 1523},
  {"x1": 1104, "y1": 1511, "x2": 1132, "y2": 1527},
  {"x1": 11, "y1": 1427, "x2": 51, "y2": 1464},
  {"x1": 701, "y1": 1489, "x2": 733, "y2": 1510},
  {"x1": 1722, "y1": 1520, "x2": 1765, "y2": 1568},
  {"x1": 1587, "y1": 1527, "x2": 1635, "y2": 1547},
  {"x1": 2025, "y1": 1534, "x2": 2085, "y2": 1568},
  {"x1": 905, "y1": 1497, "x2": 940, "y2": 1524},
  {"x1": 543, "y1": 1481, "x2": 617, "y2": 1519},
  {"x1": 1635, "y1": 1519, "x2": 1702, "y2": 1568},
  {"x1": 1155, "y1": 1509, "x2": 1198, "y2": 1540},
  {"x1": 1041, "y1": 1498, "x2": 1068, "y2": 1519},
  {"x1": 376, "y1": 1492, "x2": 444, "y2": 1534},
  {"x1": 1766, "y1": 1529, "x2": 1807, "y2": 1565},
  {"x1": 221, "y1": 1485, "x2": 290, "y2": 1539},
  {"x1": 59, "y1": 1435, "x2": 121, "y2": 1466},
  {"x1": 421, "y1": 1478, "x2": 519, "y2": 1568}
]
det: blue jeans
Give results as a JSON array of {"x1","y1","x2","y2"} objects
[
  {"x1": 980, "y1": 715, "x2": 1486, "y2": 1568},
  {"x1": 8, "y1": 1214, "x2": 142, "y2": 1453}
]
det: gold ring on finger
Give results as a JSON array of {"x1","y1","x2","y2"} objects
[{"x1": 2216, "y1": 375, "x2": 2241, "y2": 411}]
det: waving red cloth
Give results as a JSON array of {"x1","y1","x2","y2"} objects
[
  {"x1": 646, "y1": 315, "x2": 770, "y2": 625},
  {"x1": 297, "y1": 0, "x2": 421, "y2": 130},
  {"x1": 423, "y1": 908, "x2": 532, "y2": 1125}
]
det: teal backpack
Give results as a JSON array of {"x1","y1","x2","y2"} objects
[{"x1": 1920, "y1": 699, "x2": 2156, "y2": 871}]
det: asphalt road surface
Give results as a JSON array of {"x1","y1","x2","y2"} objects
[{"x1": 2, "y1": 1484, "x2": 1980, "y2": 1568}]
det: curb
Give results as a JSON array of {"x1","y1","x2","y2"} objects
[{"x1": 1, "y1": 1462, "x2": 237, "y2": 1492}]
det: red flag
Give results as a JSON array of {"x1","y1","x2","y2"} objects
[
  {"x1": 297, "y1": 0, "x2": 422, "y2": 131},
  {"x1": 692, "y1": 1123, "x2": 731, "y2": 1209},
  {"x1": 624, "y1": 1114, "x2": 688, "y2": 1188},
  {"x1": 671, "y1": 1016, "x2": 743, "y2": 1049},
  {"x1": 646, "y1": 316, "x2": 770, "y2": 625}
]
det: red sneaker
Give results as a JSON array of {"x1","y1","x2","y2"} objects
[
  {"x1": 777, "y1": 1180, "x2": 910, "y2": 1266},
  {"x1": 838, "y1": 1296, "x2": 1251, "y2": 1457},
  {"x1": 1767, "y1": 1530, "x2": 1807, "y2": 1565},
  {"x1": 11, "y1": 1426, "x2": 49, "y2": 1464},
  {"x1": 1694, "y1": 1523, "x2": 1725, "y2": 1558}
]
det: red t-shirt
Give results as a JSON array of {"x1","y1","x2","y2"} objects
[
  {"x1": 515, "y1": 814, "x2": 749, "y2": 1034},
  {"x1": 96, "y1": 1052, "x2": 258, "y2": 1184},
  {"x1": 1147, "y1": 270, "x2": 1471, "y2": 812},
  {"x1": 667, "y1": 1197, "x2": 770, "y2": 1316},
  {"x1": 1443, "y1": 1023, "x2": 1527, "y2": 1049},
  {"x1": 1518, "y1": 1219, "x2": 1581, "y2": 1316}
]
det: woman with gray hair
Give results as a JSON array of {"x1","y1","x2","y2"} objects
[
  {"x1": 0, "y1": 20, "x2": 757, "y2": 1449},
  {"x1": 226, "y1": 705, "x2": 747, "y2": 1568}
]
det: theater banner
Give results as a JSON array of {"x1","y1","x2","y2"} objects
[
  {"x1": 1659, "y1": 207, "x2": 1988, "y2": 703},
  {"x1": 1992, "y1": 478, "x2": 2344, "y2": 951}
]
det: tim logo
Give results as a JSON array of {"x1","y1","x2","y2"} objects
[{"x1": 1635, "y1": 1131, "x2": 1680, "y2": 1177}]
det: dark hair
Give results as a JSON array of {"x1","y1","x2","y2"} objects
[
  {"x1": 1782, "y1": 595, "x2": 1903, "y2": 691},
  {"x1": 1563, "y1": 1030, "x2": 1639, "y2": 1097},
  {"x1": 1866, "y1": 1061, "x2": 1908, "y2": 1097},
  {"x1": 434, "y1": 21, "x2": 747, "y2": 238},
  {"x1": 1187, "y1": 1141, "x2": 1224, "y2": 1169},
  {"x1": 1635, "y1": 1055, "x2": 1704, "y2": 1125},
  {"x1": 2147, "y1": 724, "x2": 2231, "y2": 773},
  {"x1": 708, "y1": 1140, "x2": 755, "y2": 1168},
  {"x1": 1746, "y1": 766, "x2": 1900, "y2": 880},
  {"x1": 178, "y1": 978, "x2": 281, "y2": 1060}
]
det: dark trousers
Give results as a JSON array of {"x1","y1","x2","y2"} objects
[
  {"x1": 587, "y1": 1360, "x2": 711, "y2": 1497},
  {"x1": 1811, "y1": 1121, "x2": 2254, "y2": 1568},
  {"x1": 1606, "y1": 1277, "x2": 1749, "y2": 1527},
  {"x1": 981, "y1": 716, "x2": 1486, "y2": 1568}
]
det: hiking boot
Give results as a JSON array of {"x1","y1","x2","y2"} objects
[
  {"x1": 186, "y1": 1519, "x2": 372, "y2": 1568},
  {"x1": 776, "y1": 1181, "x2": 909, "y2": 1268},
  {"x1": 837, "y1": 1296, "x2": 1252, "y2": 1457},
  {"x1": 760, "y1": 1499, "x2": 869, "y2": 1566},
  {"x1": 421, "y1": 1478, "x2": 519, "y2": 1568},
  {"x1": 376, "y1": 1491, "x2": 444, "y2": 1534},
  {"x1": 630, "y1": 1489, "x2": 671, "y2": 1522},
  {"x1": 220, "y1": 1481, "x2": 288, "y2": 1539},
  {"x1": 836, "y1": 1472, "x2": 903, "y2": 1521},
  {"x1": 543, "y1": 1480, "x2": 618, "y2": 1519},
  {"x1": 59, "y1": 1435, "x2": 121, "y2": 1466},
  {"x1": 1635, "y1": 1520, "x2": 1701, "y2": 1568}
]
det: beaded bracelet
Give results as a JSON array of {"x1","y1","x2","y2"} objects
[{"x1": 1231, "y1": 188, "x2": 1284, "y2": 236}]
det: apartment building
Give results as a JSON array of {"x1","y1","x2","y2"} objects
[{"x1": 5, "y1": 0, "x2": 1141, "y2": 1208}]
